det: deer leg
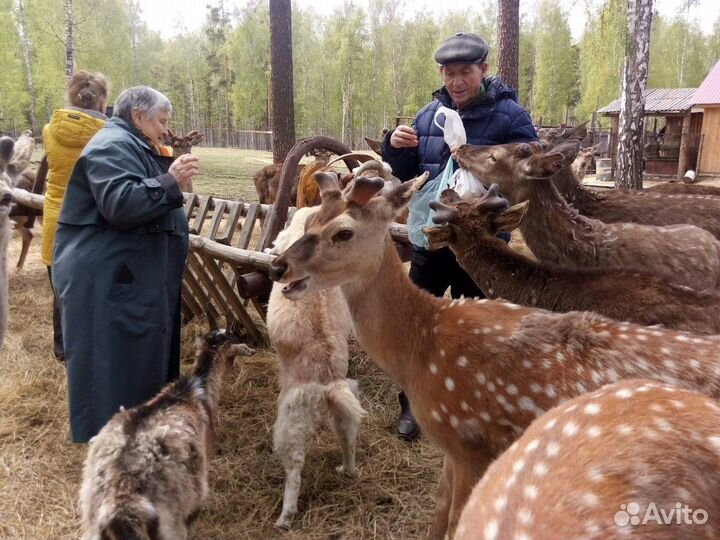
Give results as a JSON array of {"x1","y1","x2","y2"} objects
[
  {"x1": 15, "y1": 225, "x2": 32, "y2": 269},
  {"x1": 273, "y1": 411, "x2": 306, "y2": 530},
  {"x1": 428, "y1": 455, "x2": 454, "y2": 540},
  {"x1": 446, "y1": 459, "x2": 486, "y2": 540}
]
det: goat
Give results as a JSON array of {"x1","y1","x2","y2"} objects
[
  {"x1": 267, "y1": 206, "x2": 365, "y2": 529},
  {"x1": 79, "y1": 329, "x2": 255, "y2": 540},
  {"x1": 0, "y1": 181, "x2": 11, "y2": 349},
  {"x1": 0, "y1": 133, "x2": 39, "y2": 269},
  {"x1": 424, "y1": 184, "x2": 720, "y2": 334},
  {"x1": 364, "y1": 128, "x2": 389, "y2": 156},
  {"x1": 456, "y1": 379, "x2": 720, "y2": 540},
  {"x1": 269, "y1": 171, "x2": 720, "y2": 539},
  {"x1": 454, "y1": 141, "x2": 720, "y2": 292}
]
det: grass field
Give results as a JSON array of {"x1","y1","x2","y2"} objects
[{"x1": 0, "y1": 148, "x2": 443, "y2": 540}]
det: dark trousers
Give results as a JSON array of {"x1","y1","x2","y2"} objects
[
  {"x1": 47, "y1": 267, "x2": 64, "y2": 360},
  {"x1": 409, "y1": 245, "x2": 485, "y2": 299}
]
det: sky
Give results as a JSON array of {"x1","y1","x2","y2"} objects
[{"x1": 135, "y1": 0, "x2": 718, "y2": 42}]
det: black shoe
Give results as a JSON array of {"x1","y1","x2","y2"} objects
[{"x1": 396, "y1": 391, "x2": 421, "y2": 442}]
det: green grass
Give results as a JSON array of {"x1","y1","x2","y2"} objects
[{"x1": 191, "y1": 147, "x2": 273, "y2": 201}]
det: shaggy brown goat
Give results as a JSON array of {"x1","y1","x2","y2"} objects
[
  {"x1": 456, "y1": 379, "x2": 720, "y2": 540},
  {"x1": 454, "y1": 141, "x2": 720, "y2": 292},
  {"x1": 270, "y1": 171, "x2": 720, "y2": 539},
  {"x1": 424, "y1": 185, "x2": 720, "y2": 334},
  {"x1": 254, "y1": 149, "x2": 333, "y2": 205},
  {"x1": 79, "y1": 330, "x2": 255, "y2": 540}
]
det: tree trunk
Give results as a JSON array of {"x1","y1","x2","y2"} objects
[
  {"x1": 497, "y1": 0, "x2": 520, "y2": 91},
  {"x1": 677, "y1": 110, "x2": 692, "y2": 180},
  {"x1": 269, "y1": 0, "x2": 295, "y2": 163},
  {"x1": 15, "y1": 0, "x2": 37, "y2": 134},
  {"x1": 64, "y1": 0, "x2": 74, "y2": 78},
  {"x1": 615, "y1": 0, "x2": 653, "y2": 190}
]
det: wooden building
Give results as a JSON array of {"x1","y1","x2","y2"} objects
[
  {"x1": 692, "y1": 60, "x2": 720, "y2": 178},
  {"x1": 596, "y1": 88, "x2": 702, "y2": 179}
]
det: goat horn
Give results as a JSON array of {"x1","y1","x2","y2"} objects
[
  {"x1": 353, "y1": 159, "x2": 386, "y2": 178},
  {"x1": 325, "y1": 152, "x2": 373, "y2": 168}
]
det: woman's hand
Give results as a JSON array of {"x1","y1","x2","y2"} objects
[
  {"x1": 169, "y1": 154, "x2": 200, "y2": 192},
  {"x1": 390, "y1": 125, "x2": 419, "y2": 149}
]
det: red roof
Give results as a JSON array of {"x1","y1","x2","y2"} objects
[{"x1": 693, "y1": 60, "x2": 720, "y2": 106}]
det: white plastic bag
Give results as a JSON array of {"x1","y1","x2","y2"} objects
[{"x1": 433, "y1": 107, "x2": 484, "y2": 197}]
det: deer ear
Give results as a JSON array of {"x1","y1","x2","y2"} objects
[
  {"x1": 166, "y1": 127, "x2": 176, "y2": 139},
  {"x1": 314, "y1": 171, "x2": 341, "y2": 196},
  {"x1": 493, "y1": 201, "x2": 529, "y2": 233},
  {"x1": 345, "y1": 176, "x2": 385, "y2": 205},
  {"x1": 385, "y1": 171, "x2": 429, "y2": 211},
  {"x1": 552, "y1": 140, "x2": 581, "y2": 165}
]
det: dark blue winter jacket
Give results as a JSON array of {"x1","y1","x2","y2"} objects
[{"x1": 382, "y1": 76, "x2": 538, "y2": 182}]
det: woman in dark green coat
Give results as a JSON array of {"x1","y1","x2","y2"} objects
[{"x1": 52, "y1": 86, "x2": 200, "y2": 443}]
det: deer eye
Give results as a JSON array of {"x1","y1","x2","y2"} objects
[
  {"x1": 333, "y1": 229, "x2": 354, "y2": 242},
  {"x1": 488, "y1": 154, "x2": 497, "y2": 163}
]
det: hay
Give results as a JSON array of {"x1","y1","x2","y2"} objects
[{"x1": 0, "y1": 230, "x2": 443, "y2": 539}]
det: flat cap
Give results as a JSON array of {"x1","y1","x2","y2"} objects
[{"x1": 434, "y1": 32, "x2": 489, "y2": 65}]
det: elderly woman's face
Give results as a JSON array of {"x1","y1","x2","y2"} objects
[{"x1": 132, "y1": 109, "x2": 170, "y2": 147}]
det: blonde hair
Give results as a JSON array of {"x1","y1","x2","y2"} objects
[{"x1": 66, "y1": 70, "x2": 109, "y2": 112}]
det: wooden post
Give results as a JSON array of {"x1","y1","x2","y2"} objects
[{"x1": 677, "y1": 110, "x2": 692, "y2": 180}]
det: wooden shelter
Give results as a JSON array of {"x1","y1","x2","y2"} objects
[
  {"x1": 596, "y1": 88, "x2": 703, "y2": 180},
  {"x1": 692, "y1": 60, "x2": 720, "y2": 178}
]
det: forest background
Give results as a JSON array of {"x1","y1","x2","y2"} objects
[{"x1": 2, "y1": 0, "x2": 720, "y2": 147}]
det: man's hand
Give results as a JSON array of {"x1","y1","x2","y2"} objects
[
  {"x1": 390, "y1": 125, "x2": 419, "y2": 149},
  {"x1": 169, "y1": 154, "x2": 200, "y2": 192}
]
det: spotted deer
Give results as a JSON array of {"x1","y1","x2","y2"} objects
[
  {"x1": 455, "y1": 379, "x2": 720, "y2": 540},
  {"x1": 269, "y1": 171, "x2": 720, "y2": 539},
  {"x1": 424, "y1": 185, "x2": 720, "y2": 334},
  {"x1": 454, "y1": 141, "x2": 720, "y2": 292}
]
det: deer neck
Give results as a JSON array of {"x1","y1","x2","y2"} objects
[
  {"x1": 520, "y1": 178, "x2": 601, "y2": 266},
  {"x1": 450, "y1": 234, "x2": 540, "y2": 299},
  {"x1": 340, "y1": 236, "x2": 442, "y2": 390},
  {"x1": 551, "y1": 167, "x2": 582, "y2": 204}
]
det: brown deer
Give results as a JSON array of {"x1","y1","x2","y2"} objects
[
  {"x1": 456, "y1": 378, "x2": 720, "y2": 540},
  {"x1": 571, "y1": 144, "x2": 600, "y2": 181},
  {"x1": 270, "y1": 171, "x2": 720, "y2": 539},
  {"x1": 646, "y1": 181, "x2": 720, "y2": 196},
  {"x1": 0, "y1": 181, "x2": 11, "y2": 349},
  {"x1": 0, "y1": 133, "x2": 41, "y2": 269},
  {"x1": 164, "y1": 128, "x2": 203, "y2": 158},
  {"x1": 423, "y1": 185, "x2": 720, "y2": 334},
  {"x1": 453, "y1": 141, "x2": 720, "y2": 292}
]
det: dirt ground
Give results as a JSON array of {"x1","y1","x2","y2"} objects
[{"x1": 0, "y1": 148, "x2": 444, "y2": 540}]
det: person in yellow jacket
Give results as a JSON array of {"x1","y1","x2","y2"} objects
[{"x1": 42, "y1": 71, "x2": 109, "y2": 361}]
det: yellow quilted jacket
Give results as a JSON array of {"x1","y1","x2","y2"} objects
[{"x1": 41, "y1": 108, "x2": 106, "y2": 265}]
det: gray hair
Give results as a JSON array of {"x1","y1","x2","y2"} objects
[{"x1": 113, "y1": 86, "x2": 172, "y2": 123}]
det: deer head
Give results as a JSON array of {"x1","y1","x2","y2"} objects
[
  {"x1": 453, "y1": 141, "x2": 579, "y2": 203},
  {"x1": 537, "y1": 122, "x2": 588, "y2": 150},
  {"x1": 165, "y1": 128, "x2": 204, "y2": 158},
  {"x1": 423, "y1": 184, "x2": 528, "y2": 251},
  {"x1": 269, "y1": 171, "x2": 428, "y2": 299},
  {"x1": 571, "y1": 144, "x2": 601, "y2": 180}
]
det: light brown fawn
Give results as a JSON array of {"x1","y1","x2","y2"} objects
[
  {"x1": 270, "y1": 171, "x2": 720, "y2": 539},
  {"x1": 456, "y1": 378, "x2": 720, "y2": 540}
]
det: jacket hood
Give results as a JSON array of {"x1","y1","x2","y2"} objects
[
  {"x1": 433, "y1": 75, "x2": 519, "y2": 111},
  {"x1": 48, "y1": 108, "x2": 107, "y2": 148}
]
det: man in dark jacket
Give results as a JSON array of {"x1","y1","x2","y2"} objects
[{"x1": 382, "y1": 32, "x2": 538, "y2": 441}]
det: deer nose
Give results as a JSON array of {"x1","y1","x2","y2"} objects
[{"x1": 269, "y1": 259, "x2": 288, "y2": 282}]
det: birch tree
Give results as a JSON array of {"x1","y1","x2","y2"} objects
[{"x1": 615, "y1": 0, "x2": 653, "y2": 190}]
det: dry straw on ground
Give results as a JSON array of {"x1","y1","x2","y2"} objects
[{"x1": 0, "y1": 228, "x2": 443, "y2": 540}]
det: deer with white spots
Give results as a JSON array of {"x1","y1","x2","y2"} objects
[
  {"x1": 424, "y1": 184, "x2": 720, "y2": 335},
  {"x1": 454, "y1": 141, "x2": 720, "y2": 292},
  {"x1": 455, "y1": 378, "x2": 720, "y2": 540},
  {"x1": 269, "y1": 171, "x2": 720, "y2": 540}
]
